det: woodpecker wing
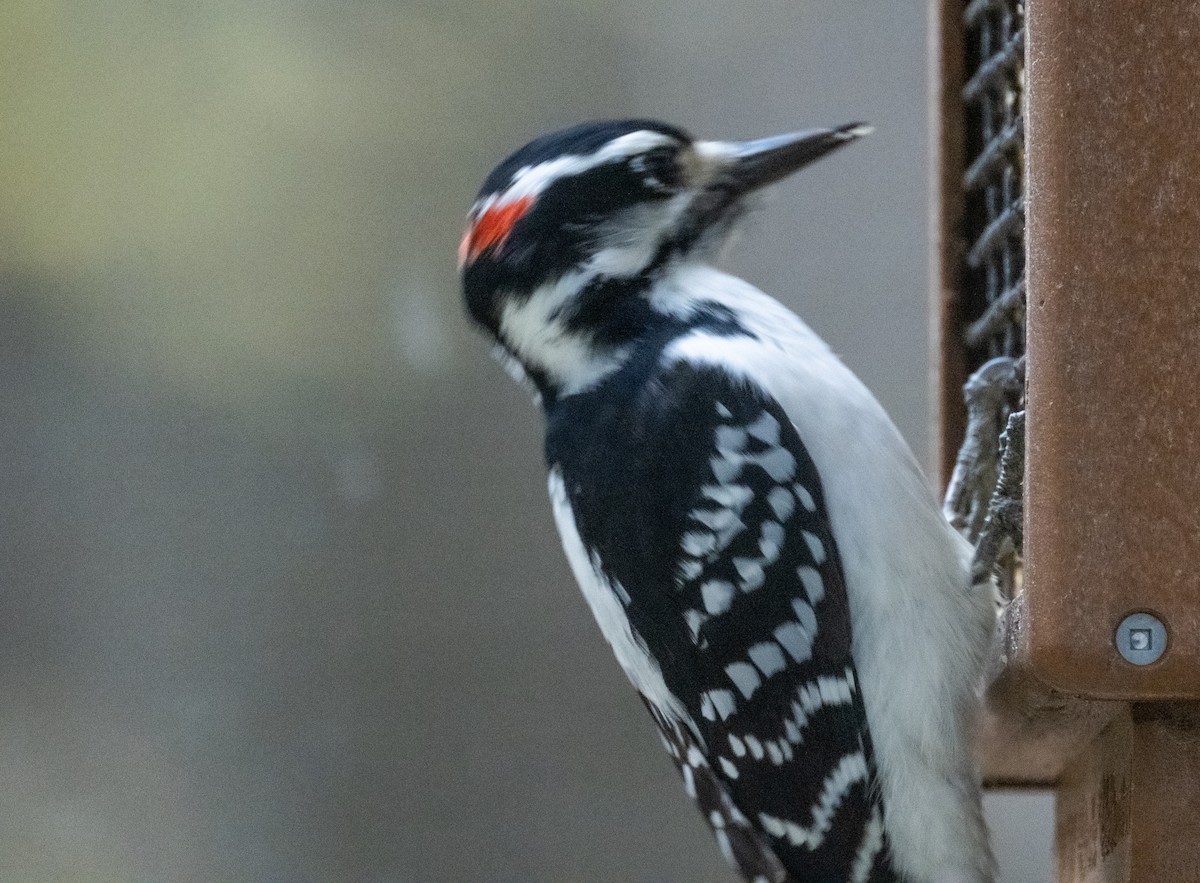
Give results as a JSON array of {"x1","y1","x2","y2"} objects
[
  {"x1": 643, "y1": 696, "x2": 791, "y2": 883},
  {"x1": 547, "y1": 360, "x2": 896, "y2": 883}
]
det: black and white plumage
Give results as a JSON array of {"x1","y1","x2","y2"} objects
[{"x1": 460, "y1": 120, "x2": 996, "y2": 883}]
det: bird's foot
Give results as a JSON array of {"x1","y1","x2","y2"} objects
[{"x1": 943, "y1": 356, "x2": 1025, "y2": 597}]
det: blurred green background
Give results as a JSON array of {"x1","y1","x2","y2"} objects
[{"x1": 0, "y1": 1, "x2": 1051, "y2": 881}]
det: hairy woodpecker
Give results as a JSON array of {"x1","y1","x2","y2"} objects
[{"x1": 459, "y1": 120, "x2": 996, "y2": 883}]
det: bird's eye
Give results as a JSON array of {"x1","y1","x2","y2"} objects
[{"x1": 630, "y1": 148, "x2": 681, "y2": 193}]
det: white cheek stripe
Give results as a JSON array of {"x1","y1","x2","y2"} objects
[{"x1": 499, "y1": 277, "x2": 631, "y2": 396}]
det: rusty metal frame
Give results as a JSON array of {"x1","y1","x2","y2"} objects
[
  {"x1": 1022, "y1": 0, "x2": 1200, "y2": 702},
  {"x1": 933, "y1": 0, "x2": 1200, "y2": 878}
]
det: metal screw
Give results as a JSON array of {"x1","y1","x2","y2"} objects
[{"x1": 1115, "y1": 613, "x2": 1167, "y2": 666}]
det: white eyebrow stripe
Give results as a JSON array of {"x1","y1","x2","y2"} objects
[{"x1": 494, "y1": 130, "x2": 679, "y2": 205}]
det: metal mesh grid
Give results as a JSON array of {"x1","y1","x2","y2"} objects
[
  {"x1": 946, "y1": 0, "x2": 1027, "y2": 597},
  {"x1": 961, "y1": 0, "x2": 1026, "y2": 363}
]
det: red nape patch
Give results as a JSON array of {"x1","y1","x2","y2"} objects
[{"x1": 458, "y1": 195, "x2": 534, "y2": 267}]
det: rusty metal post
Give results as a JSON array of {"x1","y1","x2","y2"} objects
[
  {"x1": 934, "y1": 0, "x2": 1200, "y2": 877},
  {"x1": 1024, "y1": 0, "x2": 1200, "y2": 702},
  {"x1": 1057, "y1": 705, "x2": 1200, "y2": 882}
]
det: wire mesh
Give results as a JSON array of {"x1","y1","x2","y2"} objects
[
  {"x1": 956, "y1": 0, "x2": 1027, "y2": 596},
  {"x1": 961, "y1": 0, "x2": 1026, "y2": 363}
]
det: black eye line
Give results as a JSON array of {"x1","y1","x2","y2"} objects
[
  {"x1": 629, "y1": 146, "x2": 682, "y2": 193},
  {"x1": 632, "y1": 146, "x2": 675, "y2": 168}
]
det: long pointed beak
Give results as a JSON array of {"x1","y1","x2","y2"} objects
[{"x1": 712, "y1": 122, "x2": 872, "y2": 194}]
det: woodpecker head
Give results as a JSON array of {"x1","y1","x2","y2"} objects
[{"x1": 459, "y1": 119, "x2": 870, "y2": 398}]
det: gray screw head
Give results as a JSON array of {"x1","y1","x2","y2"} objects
[{"x1": 1115, "y1": 613, "x2": 1167, "y2": 666}]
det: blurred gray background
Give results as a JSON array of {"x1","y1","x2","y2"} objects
[{"x1": 0, "y1": 1, "x2": 1052, "y2": 881}]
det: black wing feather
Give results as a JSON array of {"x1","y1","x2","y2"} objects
[{"x1": 547, "y1": 360, "x2": 897, "y2": 883}]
